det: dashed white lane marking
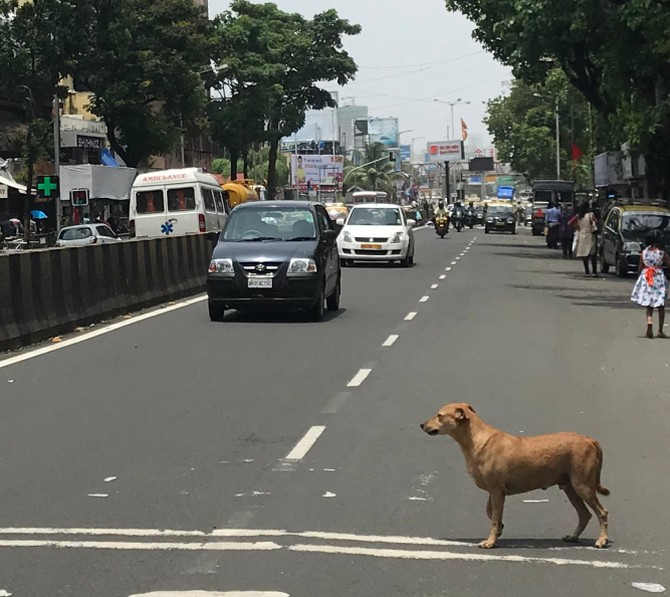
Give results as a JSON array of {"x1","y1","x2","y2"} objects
[
  {"x1": 288, "y1": 544, "x2": 637, "y2": 569},
  {"x1": 405, "y1": 312, "x2": 417, "y2": 321},
  {"x1": 0, "y1": 591, "x2": 12, "y2": 596},
  {"x1": 87, "y1": 494, "x2": 109, "y2": 498},
  {"x1": 382, "y1": 335, "x2": 399, "y2": 347},
  {"x1": 439, "y1": 275, "x2": 446, "y2": 280},
  {"x1": 450, "y1": 261, "x2": 457, "y2": 265},
  {"x1": 0, "y1": 295, "x2": 208, "y2": 369},
  {"x1": 130, "y1": 591, "x2": 290, "y2": 597},
  {"x1": 445, "y1": 267, "x2": 452, "y2": 272},
  {"x1": 431, "y1": 284, "x2": 439, "y2": 289},
  {"x1": 419, "y1": 296, "x2": 430, "y2": 303},
  {"x1": 631, "y1": 583, "x2": 666, "y2": 593},
  {"x1": 284, "y1": 426, "x2": 326, "y2": 461},
  {"x1": 347, "y1": 368, "x2": 372, "y2": 387},
  {"x1": 523, "y1": 499, "x2": 550, "y2": 504}
]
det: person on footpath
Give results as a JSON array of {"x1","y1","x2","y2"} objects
[
  {"x1": 558, "y1": 204, "x2": 575, "y2": 259},
  {"x1": 545, "y1": 202, "x2": 561, "y2": 249},
  {"x1": 569, "y1": 203, "x2": 599, "y2": 277},
  {"x1": 631, "y1": 230, "x2": 670, "y2": 339}
]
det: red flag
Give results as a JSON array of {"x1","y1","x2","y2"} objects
[
  {"x1": 461, "y1": 118, "x2": 468, "y2": 142},
  {"x1": 571, "y1": 142, "x2": 583, "y2": 162}
]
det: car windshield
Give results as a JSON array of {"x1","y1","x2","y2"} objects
[
  {"x1": 348, "y1": 207, "x2": 402, "y2": 226},
  {"x1": 222, "y1": 207, "x2": 316, "y2": 241},
  {"x1": 488, "y1": 207, "x2": 513, "y2": 216},
  {"x1": 59, "y1": 227, "x2": 91, "y2": 240},
  {"x1": 621, "y1": 212, "x2": 670, "y2": 241}
]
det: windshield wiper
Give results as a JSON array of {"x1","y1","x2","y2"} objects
[
  {"x1": 285, "y1": 236, "x2": 315, "y2": 241},
  {"x1": 239, "y1": 236, "x2": 283, "y2": 242}
]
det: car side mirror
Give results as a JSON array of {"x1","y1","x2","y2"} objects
[
  {"x1": 407, "y1": 219, "x2": 416, "y2": 228},
  {"x1": 336, "y1": 218, "x2": 345, "y2": 226},
  {"x1": 323, "y1": 229, "x2": 337, "y2": 241}
]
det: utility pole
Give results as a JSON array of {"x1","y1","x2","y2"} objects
[
  {"x1": 555, "y1": 99, "x2": 561, "y2": 179},
  {"x1": 53, "y1": 93, "x2": 62, "y2": 231},
  {"x1": 444, "y1": 161, "x2": 450, "y2": 203}
]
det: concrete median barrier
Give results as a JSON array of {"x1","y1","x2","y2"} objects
[{"x1": 0, "y1": 233, "x2": 219, "y2": 352}]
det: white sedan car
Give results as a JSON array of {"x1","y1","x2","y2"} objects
[{"x1": 337, "y1": 203, "x2": 416, "y2": 266}]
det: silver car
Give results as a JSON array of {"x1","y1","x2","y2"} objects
[{"x1": 55, "y1": 224, "x2": 122, "y2": 247}]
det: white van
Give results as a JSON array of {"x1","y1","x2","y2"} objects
[{"x1": 129, "y1": 168, "x2": 227, "y2": 239}]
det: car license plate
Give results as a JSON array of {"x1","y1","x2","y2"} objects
[
  {"x1": 361, "y1": 243, "x2": 382, "y2": 249},
  {"x1": 248, "y1": 277, "x2": 272, "y2": 289}
]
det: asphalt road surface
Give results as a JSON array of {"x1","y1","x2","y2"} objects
[{"x1": 1, "y1": 225, "x2": 668, "y2": 597}]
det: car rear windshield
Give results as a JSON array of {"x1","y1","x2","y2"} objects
[
  {"x1": 622, "y1": 212, "x2": 670, "y2": 240},
  {"x1": 222, "y1": 207, "x2": 316, "y2": 241},
  {"x1": 348, "y1": 207, "x2": 402, "y2": 226},
  {"x1": 488, "y1": 206, "x2": 513, "y2": 216},
  {"x1": 59, "y1": 227, "x2": 92, "y2": 240}
]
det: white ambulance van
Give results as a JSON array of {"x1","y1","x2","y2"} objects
[{"x1": 129, "y1": 168, "x2": 227, "y2": 239}]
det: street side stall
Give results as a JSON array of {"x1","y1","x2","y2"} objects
[{"x1": 59, "y1": 164, "x2": 137, "y2": 234}]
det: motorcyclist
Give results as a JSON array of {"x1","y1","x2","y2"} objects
[{"x1": 433, "y1": 200, "x2": 449, "y2": 220}]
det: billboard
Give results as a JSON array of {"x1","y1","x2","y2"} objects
[
  {"x1": 290, "y1": 154, "x2": 344, "y2": 190},
  {"x1": 368, "y1": 117, "x2": 399, "y2": 148},
  {"x1": 426, "y1": 140, "x2": 464, "y2": 163},
  {"x1": 399, "y1": 145, "x2": 411, "y2": 163}
]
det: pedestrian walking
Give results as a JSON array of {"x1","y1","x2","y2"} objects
[
  {"x1": 559, "y1": 204, "x2": 575, "y2": 259},
  {"x1": 631, "y1": 230, "x2": 670, "y2": 339},
  {"x1": 569, "y1": 203, "x2": 599, "y2": 277},
  {"x1": 545, "y1": 202, "x2": 561, "y2": 249}
]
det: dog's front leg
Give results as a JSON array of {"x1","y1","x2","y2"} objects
[{"x1": 480, "y1": 491, "x2": 505, "y2": 549}]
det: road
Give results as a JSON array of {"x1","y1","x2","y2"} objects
[{"x1": 0, "y1": 225, "x2": 667, "y2": 597}]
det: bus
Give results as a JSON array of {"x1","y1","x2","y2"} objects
[
  {"x1": 350, "y1": 191, "x2": 389, "y2": 205},
  {"x1": 129, "y1": 168, "x2": 227, "y2": 239}
]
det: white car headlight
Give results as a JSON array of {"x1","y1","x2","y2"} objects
[
  {"x1": 287, "y1": 258, "x2": 318, "y2": 276},
  {"x1": 342, "y1": 231, "x2": 354, "y2": 243},
  {"x1": 622, "y1": 241, "x2": 642, "y2": 254},
  {"x1": 390, "y1": 231, "x2": 405, "y2": 243},
  {"x1": 209, "y1": 258, "x2": 234, "y2": 275}
]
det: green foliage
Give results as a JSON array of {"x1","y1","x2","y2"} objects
[
  {"x1": 445, "y1": 0, "x2": 670, "y2": 196},
  {"x1": 212, "y1": 0, "x2": 360, "y2": 196},
  {"x1": 346, "y1": 143, "x2": 397, "y2": 195}
]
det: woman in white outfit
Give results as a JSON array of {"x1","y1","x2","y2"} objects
[{"x1": 569, "y1": 203, "x2": 599, "y2": 277}]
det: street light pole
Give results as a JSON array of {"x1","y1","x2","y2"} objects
[
  {"x1": 434, "y1": 99, "x2": 470, "y2": 139},
  {"x1": 53, "y1": 93, "x2": 62, "y2": 231},
  {"x1": 555, "y1": 99, "x2": 561, "y2": 179}
]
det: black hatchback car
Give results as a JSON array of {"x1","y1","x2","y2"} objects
[{"x1": 207, "y1": 201, "x2": 341, "y2": 321}]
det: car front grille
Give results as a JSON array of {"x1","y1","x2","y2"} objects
[
  {"x1": 355, "y1": 237, "x2": 388, "y2": 243},
  {"x1": 239, "y1": 261, "x2": 283, "y2": 273},
  {"x1": 354, "y1": 249, "x2": 388, "y2": 256}
]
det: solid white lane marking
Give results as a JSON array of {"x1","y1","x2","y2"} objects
[
  {"x1": 382, "y1": 335, "x2": 399, "y2": 347},
  {"x1": 0, "y1": 540, "x2": 281, "y2": 552},
  {"x1": 439, "y1": 275, "x2": 446, "y2": 280},
  {"x1": 419, "y1": 296, "x2": 429, "y2": 303},
  {"x1": 288, "y1": 544, "x2": 636, "y2": 569},
  {"x1": 431, "y1": 284, "x2": 439, "y2": 290},
  {"x1": 129, "y1": 593, "x2": 289, "y2": 597},
  {"x1": 284, "y1": 426, "x2": 326, "y2": 461},
  {"x1": 404, "y1": 312, "x2": 417, "y2": 321},
  {"x1": 0, "y1": 295, "x2": 207, "y2": 369},
  {"x1": 347, "y1": 368, "x2": 372, "y2": 387}
]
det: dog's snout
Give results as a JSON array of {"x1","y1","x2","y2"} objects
[{"x1": 420, "y1": 423, "x2": 425, "y2": 430}]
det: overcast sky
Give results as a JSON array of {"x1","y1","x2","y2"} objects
[{"x1": 208, "y1": 0, "x2": 512, "y2": 152}]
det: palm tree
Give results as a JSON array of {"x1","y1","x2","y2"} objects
[{"x1": 345, "y1": 142, "x2": 398, "y2": 194}]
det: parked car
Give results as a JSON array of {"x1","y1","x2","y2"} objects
[
  {"x1": 600, "y1": 200, "x2": 670, "y2": 277},
  {"x1": 336, "y1": 203, "x2": 415, "y2": 266},
  {"x1": 55, "y1": 224, "x2": 122, "y2": 247},
  {"x1": 484, "y1": 204, "x2": 517, "y2": 234},
  {"x1": 206, "y1": 201, "x2": 341, "y2": 322}
]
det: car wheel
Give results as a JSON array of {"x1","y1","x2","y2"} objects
[
  {"x1": 326, "y1": 277, "x2": 341, "y2": 311},
  {"x1": 310, "y1": 284, "x2": 325, "y2": 321},
  {"x1": 616, "y1": 253, "x2": 627, "y2": 278},
  {"x1": 208, "y1": 302, "x2": 226, "y2": 322},
  {"x1": 400, "y1": 249, "x2": 413, "y2": 267},
  {"x1": 601, "y1": 253, "x2": 610, "y2": 274}
]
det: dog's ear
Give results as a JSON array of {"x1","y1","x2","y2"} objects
[
  {"x1": 466, "y1": 404, "x2": 476, "y2": 413},
  {"x1": 454, "y1": 407, "x2": 468, "y2": 421}
]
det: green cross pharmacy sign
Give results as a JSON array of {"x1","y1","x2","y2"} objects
[{"x1": 36, "y1": 175, "x2": 60, "y2": 199}]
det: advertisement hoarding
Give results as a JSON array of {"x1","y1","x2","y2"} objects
[
  {"x1": 399, "y1": 145, "x2": 411, "y2": 163},
  {"x1": 368, "y1": 118, "x2": 399, "y2": 148},
  {"x1": 426, "y1": 140, "x2": 464, "y2": 163},
  {"x1": 291, "y1": 154, "x2": 344, "y2": 190}
]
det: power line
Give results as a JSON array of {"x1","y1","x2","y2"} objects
[{"x1": 357, "y1": 51, "x2": 484, "y2": 71}]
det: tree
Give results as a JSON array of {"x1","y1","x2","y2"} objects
[
  {"x1": 75, "y1": 0, "x2": 213, "y2": 168},
  {"x1": 212, "y1": 1, "x2": 360, "y2": 198},
  {"x1": 444, "y1": 0, "x2": 670, "y2": 197},
  {"x1": 345, "y1": 143, "x2": 397, "y2": 195}
]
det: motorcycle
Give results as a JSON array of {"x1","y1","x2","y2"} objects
[
  {"x1": 464, "y1": 211, "x2": 476, "y2": 229},
  {"x1": 452, "y1": 209, "x2": 464, "y2": 232},
  {"x1": 434, "y1": 216, "x2": 449, "y2": 239}
]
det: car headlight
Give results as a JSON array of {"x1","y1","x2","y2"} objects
[
  {"x1": 287, "y1": 258, "x2": 318, "y2": 276},
  {"x1": 622, "y1": 241, "x2": 642, "y2": 254},
  {"x1": 342, "y1": 231, "x2": 354, "y2": 243},
  {"x1": 390, "y1": 231, "x2": 405, "y2": 243},
  {"x1": 209, "y1": 258, "x2": 234, "y2": 276}
]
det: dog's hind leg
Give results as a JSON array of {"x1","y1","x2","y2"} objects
[
  {"x1": 486, "y1": 495, "x2": 504, "y2": 538},
  {"x1": 480, "y1": 491, "x2": 505, "y2": 548},
  {"x1": 573, "y1": 484, "x2": 609, "y2": 548},
  {"x1": 562, "y1": 484, "x2": 592, "y2": 543}
]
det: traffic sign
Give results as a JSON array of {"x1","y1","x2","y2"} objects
[
  {"x1": 36, "y1": 175, "x2": 59, "y2": 199},
  {"x1": 70, "y1": 188, "x2": 90, "y2": 207}
]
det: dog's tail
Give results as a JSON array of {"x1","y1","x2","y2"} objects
[{"x1": 593, "y1": 440, "x2": 610, "y2": 496}]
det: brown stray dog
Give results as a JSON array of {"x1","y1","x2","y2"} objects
[{"x1": 420, "y1": 403, "x2": 610, "y2": 549}]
